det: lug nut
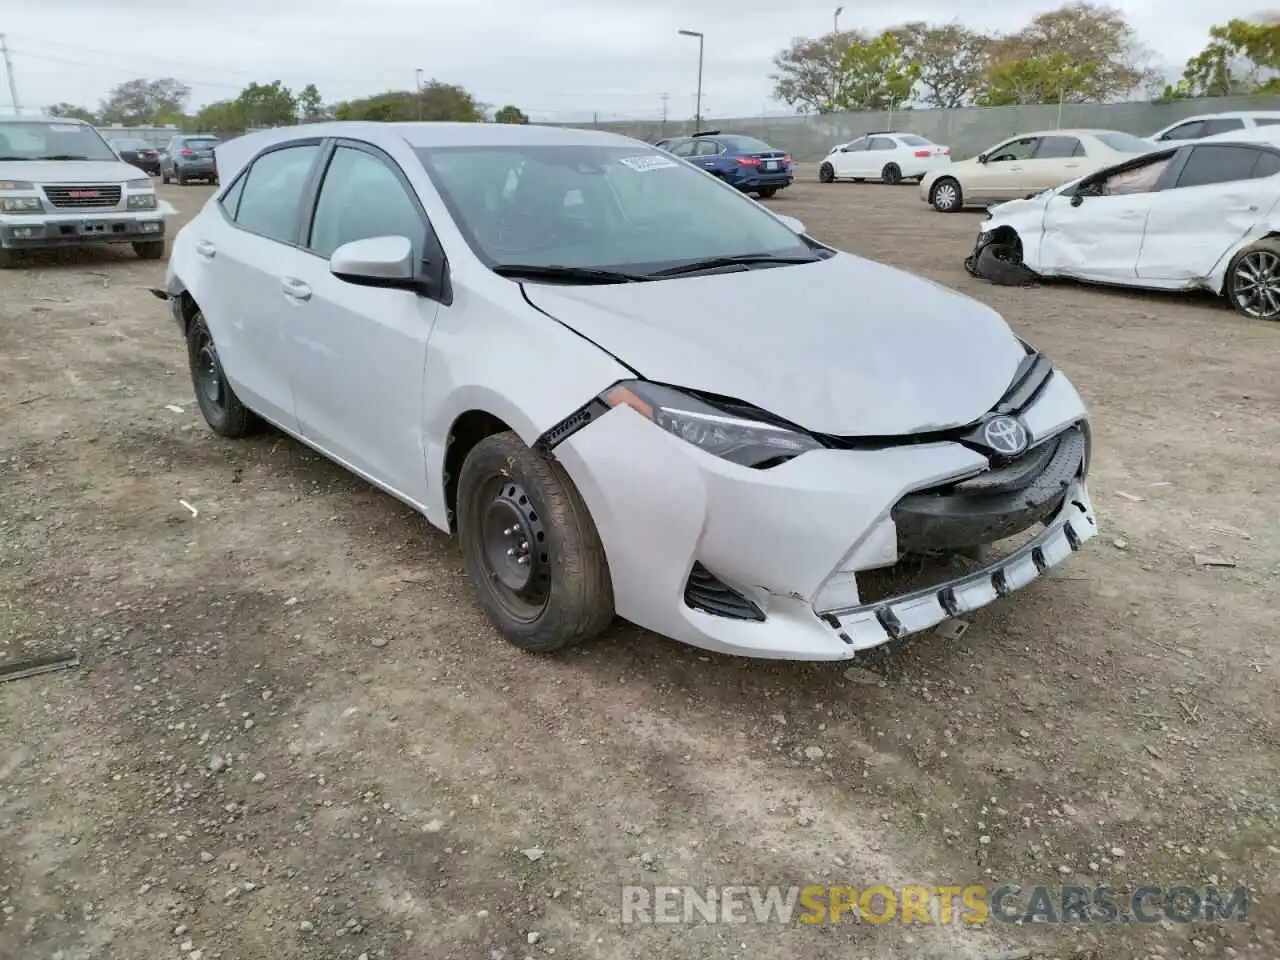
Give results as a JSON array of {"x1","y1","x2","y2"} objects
[
  {"x1": 506, "y1": 547, "x2": 516, "y2": 556},
  {"x1": 517, "y1": 556, "x2": 530, "y2": 566}
]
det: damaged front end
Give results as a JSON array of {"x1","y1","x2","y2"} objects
[{"x1": 965, "y1": 218, "x2": 1040, "y2": 287}]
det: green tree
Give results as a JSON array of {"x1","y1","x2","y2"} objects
[
  {"x1": 978, "y1": 53, "x2": 1102, "y2": 106},
  {"x1": 493, "y1": 104, "x2": 529, "y2": 124},
  {"x1": 771, "y1": 31, "x2": 867, "y2": 114},
  {"x1": 335, "y1": 80, "x2": 482, "y2": 122},
  {"x1": 838, "y1": 31, "x2": 920, "y2": 111},
  {"x1": 235, "y1": 81, "x2": 298, "y2": 128},
  {"x1": 982, "y1": 3, "x2": 1157, "y2": 103},
  {"x1": 297, "y1": 83, "x2": 326, "y2": 122},
  {"x1": 45, "y1": 103, "x2": 99, "y2": 123},
  {"x1": 1176, "y1": 18, "x2": 1280, "y2": 96},
  {"x1": 98, "y1": 78, "x2": 191, "y2": 125},
  {"x1": 892, "y1": 22, "x2": 991, "y2": 108},
  {"x1": 194, "y1": 100, "x2": 244, "y2": 134}
]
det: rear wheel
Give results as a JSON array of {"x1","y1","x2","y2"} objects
[
  {"x1": 930, "y1": 177, "x2": 962, "y2": 212},
  {"x1": 818, "y1": 162, "x2": 835, "y2": 183},
  {"x1": 0, "y1": 248, "x2": 16, "y2": 269},
  {"x1": 176, "y1": 170, "x2": 187, "y2": 185},
  {"x1": 457, "y1": 431, "x2": 614, "y2": 652},
  {"x1": 1225, "y1": 239, "x2": 1280, "y2": 320},
  {"x1": 881, "y1": 163, "x2": 902, "y2": 185},
  {"x1": 756, "y1": 187, "x2": 777, "y2": 198},
  {"x1": 187, "y1": 312, "x2": 257, "y2": 438},
  {"x1": 133, "y1": 240, "x2": 166, "y2": 260}
]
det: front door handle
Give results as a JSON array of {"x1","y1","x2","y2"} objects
[
  {"x1": 195, "y1": 240, "x2": 216, "y2": 259},
  {"x1": 280, "y1": 278, "x2": 312, "y2": 302}
]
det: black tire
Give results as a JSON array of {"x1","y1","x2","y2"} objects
[
  {"x1": 971, "y1": 238, "x2": 1037, "y2": 287},
  {"x1": 133, "y1": 240, "x2": 166, "y2": 260},
  {"x1": 457, "y1": 431, "x2": 614, "y2": 653},
  {"x1": 818, "y1": 162, "x2": 835, "y2": 183},
  {"x1": 0, "y1": 248, "x2": 16, "y2": 269},
  {"x1": 177, "y1": 171, "x2": 187, "y2": 185},
  {"x1": 756, "y1": 187, "x2": 777, "y2": 198},
  {"x1": 930, "y1": 177, "x2": 963, "y2": 212},
  {"x1": 187, "y1": 311, "x2": 256, "y2": 438},
  {"x1": 852, "y1": 178, "x2": 865, "y2": 183},
  {"x1": 1224, "y1": 238, "x2": 1280, "y2": 321},
  {"x1": 161, "y1": 169, "x2": 170, "y2": 184},
  {"x1": 881, "y1": 163, "x2": 902, "y2": 185}
]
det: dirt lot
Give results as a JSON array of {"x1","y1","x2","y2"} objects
[{"x1": 1, "y1": 175, "x2": 1277, "y2": 960}]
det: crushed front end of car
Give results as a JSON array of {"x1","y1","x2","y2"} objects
[
  {"x1": 547, "y1": 344, "x2": 1097, "y2": 661},
  {"x1": 965, "y1": 208, "x2": 1041, "y2": 286}
]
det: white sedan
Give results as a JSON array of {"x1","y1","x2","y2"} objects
[
  {"x1": 967, "y1": 131, "x2": 1280, "y2": 320},
  {"x1": 157, "y1": 122, "x2": 1097, "y2": 661},
  {"x1": 818, "y1": 132, "x2": 952, "y2": 185}
]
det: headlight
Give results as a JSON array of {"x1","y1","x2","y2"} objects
[
  {"x1": 127, "y1": 193, "x2": 158, "y2": 210},
  {"x1": 601, "y1": 380, "x2": 822, "y2": 468},
  {"x1": 0, "y1": 196, "x2": 41, "y2": 213},
  {"x1": 0, "y1": 180, "x2": 35, "y2": 191}
]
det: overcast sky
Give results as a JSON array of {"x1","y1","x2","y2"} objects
[{"x1": 0, "y1": 0, "x2": 1266, "y2": 122}]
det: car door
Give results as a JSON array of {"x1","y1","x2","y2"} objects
[
  {"x1": 1023, "y1": 135, "x2": 1088, "y2": 191},
  {"x1": 834, "y1": 137, "x2": 868, "y2": 177},
  {"x1": 284, "y1": 140, "x2": 445, "y2": 502},
  {"x1": 867, "y1": 137, "x2": 898, "y2": 178},
  {"x1": 1154, "y1": 119, "x2": 1205, "y2": 144},
  {"x1": 964, "y1": 136, "x2": 1041, "y2": 201},
  {"x1": 1137, "y1": 144, "x2": 1279, "y2": 281},
  {"x1": 1038, "y1": 152, "x2": 1176, "y2": 281},
  {"x1": 200, "y1": 140, "x2": 324, "y2": 431},
  {"x1": 690, "y1": 138, "x2": 725, "y2": 175}
]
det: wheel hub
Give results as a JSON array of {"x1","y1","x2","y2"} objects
[
  {"x1": 1234, "y1": 250, "x2": 1280, "y2": 318},
  {"x1": 481, "y1": 482, "x2": 547, "y2": 593},
  {"x1": 196, "y1": 339, "x2": 224, "y2": 407}
]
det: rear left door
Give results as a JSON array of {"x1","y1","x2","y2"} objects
[{"x1": 1137, "y1": 144, "x2": 1278, "y2": 281}]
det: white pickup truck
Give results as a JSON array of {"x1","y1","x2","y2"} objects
[{"x1": 0, "y1": 115, "x2": 176, "y2": 268}]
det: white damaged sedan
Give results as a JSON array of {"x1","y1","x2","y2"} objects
[
  {"x1": 157, "y1": 121, "x2": 1097, "y2": 661},
  {"x1": 968, "y1": 129, "x2": 1280, "y2": 320}
]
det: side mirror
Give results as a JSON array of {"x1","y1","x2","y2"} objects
[
  {"x1": 977, "y1": 153, "x2": 988, "y2": 164},
  {"x1": 330, "y1": 235, "x2": 419, "y2": 290},
  {"x1": 1070, "y1": 193, "x2": 1085, "y2": 207},
  {"x1": 775, "y1": 213, "x2": 806, "y2": 234}
]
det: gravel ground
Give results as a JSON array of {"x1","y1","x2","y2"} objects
[{"x1": 1, "y1": 174, "x2": 1277, "y2": 960}]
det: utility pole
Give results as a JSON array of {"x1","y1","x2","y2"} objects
[
  {"x1": 415, "y1": 68, "x2": 424, "y2": 121},
  {"x1": 0, "y1": 35, "x2": 20, "y2": 115},
  {"x1": 834, "y1": 6, "x2": 843, "y2": 34},
  {"x1": 678, "y1": 30, "x2": 704, "y2": 132},
  {"x1": 660, "y1": 92, "x2": 669, "y2": 132}
]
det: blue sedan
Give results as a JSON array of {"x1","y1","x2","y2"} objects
[{"x1": 661, "y1": 132, "x2": 794, "y2": 198}]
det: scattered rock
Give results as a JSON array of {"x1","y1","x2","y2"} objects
[
  {"x1": 207, "y1": 754, "x2": 227, "y2": 774},
  {"x1": 298, "y1": 920, "x2": 315, "y2": 933},
  {"x1": 199, "y1": 851, "x2": 214, "y2": 863},
  {"x1": 804, "y1": 745, "x2": 825, "y2": 761},
  {"x1": 251, "y1": 771, "x2": 266, "y2": 783},
  {"x1": 843, "y1": 666, "x2": 881, "y2": 685},
  {"x1": 1112, "y1": 538, "x2": 1129, "y2": 550},
  {"x1": 422, "y1": 819, "x2": 444, "y2": 833},
  {"x1": 370, "y1": 636, "x2": 389, "y2": 648},
  {"x1": 1110, "y1": 846, "x2": 1126, "y2": 858},
  {"x1": 521, "y1": 848, "x2": 544, "y2": 862},
  {"x1": 527, "y1": 932, "x2": 543, "y2": 945}
]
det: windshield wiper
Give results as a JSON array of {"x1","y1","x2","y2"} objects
[
  {"x1": 38, "y1": 155, "x2": 93, "y2": 161},
  {"x1": 649, "y1": 253, "x2": 821, "y2": 278},
  {"x1": 491, "y1": 263, "x2": 646, "y2": 284}
]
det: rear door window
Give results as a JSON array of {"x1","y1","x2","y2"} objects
[
  {"x1": 869, "y1": 137, "x2": 896, "y2": 151},
  {"x1": 1201, "y1": 118, "x2": 1245, "y2": 137},
  {"x1": 1035, "y1": 136, "x2": 1084, "y2": 159},
  {"x1": 1174, "y1": 145, "x2": 1267, "y2": 188},
  {"x1": 232, "y1": 143, "x2": 321, "y2": 244},
  {"x1": 1159, "y1": 120, "x2": 1205, "y2": 141}
]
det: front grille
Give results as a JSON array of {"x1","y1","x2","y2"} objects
[
  {"x1": 684, "y1": 563, "x2": 765, "y2": 621},
  {"x1": 43, "y1": 185, "x2": 122, "y2": 209}
]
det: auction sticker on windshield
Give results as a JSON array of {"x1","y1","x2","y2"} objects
[
  {"x1": 619, "y1": 155, "x2": 679, "y2": 172},
  {"x1": 50, "y1": 125, "x2": 83, "y2": 133}
]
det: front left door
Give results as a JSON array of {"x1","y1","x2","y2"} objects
[
  {"x1": 833, "y1": 137, "x2": 868, "y2": 178},
  {"x1": 286, "y1": 141, "x2": 444, "y2": 503},
  {"x1": 964, "y1": 136, "x2": 1041, "y2": 202}
]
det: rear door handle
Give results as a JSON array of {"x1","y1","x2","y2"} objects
[
  {"x1": 195, "y1": 240, "x2": 216, "y2": 259},
  {"x1": 280, "y1": 278, "x2": 312, "y2": 302}
]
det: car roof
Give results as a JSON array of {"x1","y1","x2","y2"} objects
[
  {"x1": 0, "y1": 114, "x2": 91, "y2": 125},
  {"x1": 214, "y1": 121, "x2": 648, "y2": 184},
  {"x1": 1199, "y1": 126, "x2": 1280, "y2": 146},
  {"x1": 1165, "y1": 110, "x2": 1280, "y2": 122}
]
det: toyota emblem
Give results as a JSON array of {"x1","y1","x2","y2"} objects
[{"x1": 982, "y1": 415, "x2": 1029, "y2": 456}]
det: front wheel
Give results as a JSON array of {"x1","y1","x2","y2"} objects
[
  {"x1": 930, "y1": 177, "x2": 962, "y2": 212},
  {"x1": 1225, "y1": 239, "x2": 1280, "y2": 321},
  {"x1": 457, "y1": 431, "x2": 614, "y2": 652},
  {"x1": 187, "y1": 312, "x2": 257, "y2": 438},
  {"x1": 818, "y1": 162, "x2": 835, "y2": 183},
  {"x1": 881, "y1": 163, "x2": 902, "y2": 185},
  {"x1": 0, "y1": 248, "x2": 16, "y2": 269}
]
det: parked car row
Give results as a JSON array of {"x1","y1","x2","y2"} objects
[
  {"x1": 108, "y1": 132, "x2": 222, "y2": 185},
  {"x1": 654, "y1": 130, "x2": 794, "y2": 198}
]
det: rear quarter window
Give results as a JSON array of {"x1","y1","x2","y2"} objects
[
  {"x1": 1175, "y1": 145, "x2": 1267, "y2": 188},
  {"x1": 897, "y1": 135, "x2": 931, "y2": 146}
]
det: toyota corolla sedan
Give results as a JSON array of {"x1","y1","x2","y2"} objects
[{"x1": 156, "y1": 122, "x2": 1098, "y2": 661}]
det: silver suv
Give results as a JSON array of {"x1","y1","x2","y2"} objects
[{"x1": 0, "y1": 116, "x2": 173, "y2": 267}]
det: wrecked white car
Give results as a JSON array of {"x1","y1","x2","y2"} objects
[{"x1": 966, "y1": 137, "x2": 1280, "y2": 320}]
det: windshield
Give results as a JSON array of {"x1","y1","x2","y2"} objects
[
  {"x1": 0, "y1": 121, "x2": 118, "y2": 161},
  {"x1": 1097, "y1": 132, "x2": 1155, "y2": 154},
  {"x1": 416, "y1": 144, "x2": 812, "y2": 272}
]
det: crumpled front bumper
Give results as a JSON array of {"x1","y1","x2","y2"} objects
[{"x1": 553, "y1": 372, "x2": 1096, "y2": 661}]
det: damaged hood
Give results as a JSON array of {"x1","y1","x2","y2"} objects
[{"x1": 523, "y1": 253, "x2": 1027, "y2": 437}]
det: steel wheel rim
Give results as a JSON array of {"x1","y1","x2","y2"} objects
[
  {"x1": 195, "y1": 332, "x2": 225, "y2": 408},
  {"x1": 935, "y1": 183, "x2": 957, "y2": 209},
  {"x1": 1232, "y1": 250, "x2": 1280, "y2": 319},
  {"x1": 477, "y1": 476, "x2": 551, "y2": 622}
]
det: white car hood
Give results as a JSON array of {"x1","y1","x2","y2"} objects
[
  {"x1": 0, "y1": 160, "x2": 145, "y2": 183},
  {"x1": 523, "y1": 253, "x2": 1027, "y2": 437}
]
